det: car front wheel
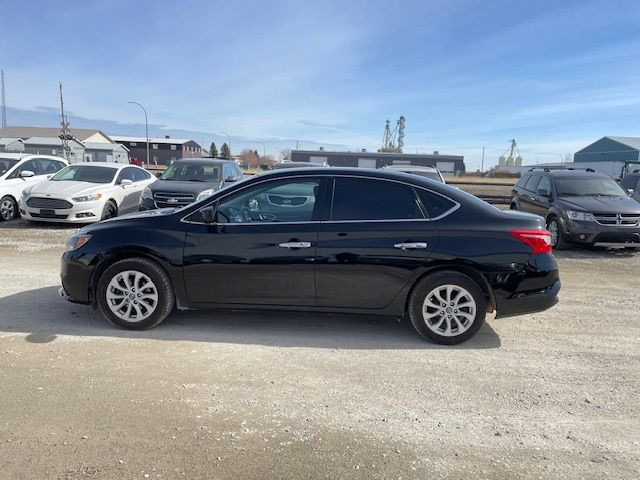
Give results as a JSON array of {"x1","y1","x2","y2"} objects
[
  {"x1": 96, "y1": 258, "x2": 175, "y2": 330},
  {"x1": 547, "y1": 216, "x2": 567, "y2": 250},
  {"x1": 0, "y1": 195, "x2": 19, "y2": 221},
  {"x1": 408, "y1": 272, "x2": 486, "y2": 345}
]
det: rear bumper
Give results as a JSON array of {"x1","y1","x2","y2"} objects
[{"x1": 494, "y1": 278, "x2": 560, "y2": 319}]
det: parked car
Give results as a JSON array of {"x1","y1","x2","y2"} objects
[
  {"x1": 139, "y1": 158, "x2": 243, "y2": 210},
  {"x1": 382, "y1": 164, "x2": 445, "y2": 183},
  {"x1": 510, "y1": 168, "x2": 640, "y2": 249},
  {"x1": 620, "y1": 170, "x2": 640, "y2": 202},
  {"x1": 0, "y1": 153, "x2": 68, "y2": 221},
  {"x1": 272, "y1": 161, "x2": 327, "y2": 170},
  {"x1": 60, "y1": 167, "x2": 559, "y2": 345},
  {"x1": 20, "y1": 163, "x2": 155, "y2": 223}
]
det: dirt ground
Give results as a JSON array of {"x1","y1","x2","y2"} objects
[{"x1": 0, "y1": 220, "x2": 639, "y2": 480}]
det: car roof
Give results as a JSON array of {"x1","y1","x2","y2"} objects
[
  {"x1": 526, "y1": 169, "x2": 610, "y2": 178},
  {"x1": 173, "y1": 158, "x2": 233, "y2": 165},
  {"x1": 383, "y1": 165, "x2": 439, "y2": 172},
  {"x1": 0, "y1": 153, "x2": 66, "y2": 161}
]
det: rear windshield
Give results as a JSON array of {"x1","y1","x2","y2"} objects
[
  {"x1": 0, "y1": 158, "x2": 19, "y2": 176},
  {"x1": 399, "y1": 170, "x2": 442, "y2": 182},
  {"x1": 51, "y1": 165, "x2": 117, "y2": 184},
  {"x1": 555, "y1": 176, "x2": 626, "y2": 197},
  {"x1": 160, "y1": 163, "x2": 221, "y2": 181}
]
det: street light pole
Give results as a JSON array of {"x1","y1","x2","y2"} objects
[
  {"x1": 128, "y1": 101, "x2": 149, "y2": 168},
  {"x1": 221, "y1": 131, "x2": 231, "y2": 160},
  {"x1": 259, "y1": 141, "x2": 266, "y2": 159}
]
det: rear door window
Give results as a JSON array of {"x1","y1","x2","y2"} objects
[
  {"x1": 524, "y1": 175, "x2": 541, "y2": 192},
  {"x1": 331, "y1": 177, "x2": 423, "y2": 221}
]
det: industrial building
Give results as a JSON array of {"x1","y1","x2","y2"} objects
[
  {"x1": 574, "y1": 136, "x2": 640, "y2": 164},
  {"x1": 290, "y1": 149, "x2": 466, "y2": 176},
  {"x1": 111, "y1": 135, "x2": 202, "y2": 166}
]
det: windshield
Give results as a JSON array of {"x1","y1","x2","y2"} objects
[
  {"x1": 0, "y1": 158, "x2": 19, "y2": 176},
  {"x1": 160, "y1": 163, "x2": 221, "y2": 182},
  {"x1": 555, "y1": 177, "x2": 627, "y2": 197},
  {"x1": 51, "y1": 165, "x2": 117, "y2": 184}
]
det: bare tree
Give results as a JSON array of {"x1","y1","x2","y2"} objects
[
  {"x1": 279, "y1": 148, "x2": 291, "y2": 162},
  {"x1": 238, "y1": 149, "x2": 261, "y2": 168}
]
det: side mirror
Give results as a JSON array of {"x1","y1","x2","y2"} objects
[
  {"x1": 120, "y1": 179, "x2": 133, "y2": 187},
  {"x1": 225, "y1": 175, "x2": 238, "y2": 183},
  {"x1": 19, "y1": 170, "x2": 35, "y2": 178},
  {"x1": 537, "y1": 188, "x2": 550, "y2": 197},
  {"x1": 156, "y1": 172, "x2": 163, "y2": 178},
  {"x1": 627, "y1": 188, "x2": 635, "y2": 194},
  {"x1": 200, "y1": 206, "x2": 215, "y2": 223}
]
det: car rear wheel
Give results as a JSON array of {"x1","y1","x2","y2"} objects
[
  {"x1": 96, "y1": 258, "x2": 174, "y2": 330},
  {"x1": 101, "y1": 200, "x2": 117, "y2": 221},
  {"x1": 408, "y1": 271, "x2": 486, "y2": 345},
  {"x1": 0, "y1": 195, "x2": 19, "y2": 221},
  {"x1": 547, "y1": 216, "x2": 567, "y2": 250}
]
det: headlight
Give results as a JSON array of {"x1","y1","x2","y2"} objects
[
  {"x1": 141, "y1": 187, "x2": 153, "y2": 200},
  {"x1": 566, "y1": 210, "x2": 595, "y2": 221},
  {"x1": 65, "y1": 234, "x2": 92, "y2": 251},
  {"x1": 72, "y1": 193, "x2": 102, "y2": 202},
  {"x1": 196, "y1": 189, "x2": 214, "y2": 202}
]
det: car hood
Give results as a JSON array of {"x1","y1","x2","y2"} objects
[
  {"x1": 556, "y1": 195, "x2": 640, "y2": 213},
  {"x1": 27, "y1": 180, "x2": 108, "y2": 197},
  {"x1": 150, "y1": 179, "x2": 221, "y2": 194}
]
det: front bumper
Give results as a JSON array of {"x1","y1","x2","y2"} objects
[
  {"x1": 60, "y1": 250, "x2": 95, "y2": 304},
  {"x1": 20, "y1": 198, "x2": 104, "y2": 223},
  {"x1": 563, "y1": 218, "x2": 640, "y2": 247}
]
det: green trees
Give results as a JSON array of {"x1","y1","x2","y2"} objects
[
  {"x1": 209, "y1": 142, "x2": 218, "y2": 158},
  {"x1": 220, "y1": 143, "x2": 231, "y2": 160}
]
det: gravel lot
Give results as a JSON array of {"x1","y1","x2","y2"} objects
[{"x1": 0, "y1": 219, "x2": 639, "y2": 479}]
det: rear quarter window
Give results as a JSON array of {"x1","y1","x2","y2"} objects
[{"x1": 416, "y1": 189, "x2": 457, "y2": 218}]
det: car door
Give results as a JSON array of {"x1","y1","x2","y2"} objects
[
  {"x1": 518, "y1": 175, "x2": 541, "y2": 213},
  {"x1": 528, "y1": 175, "x2": 552, "y2": 217},
  {"x1": 314, "y1": 176, "x2": 438, "y2": 309},
  {"x1": 6, "y1": 159, "x2": 44, "y2": 197},
  {"x1": 182, "y1": 176, "x2": 328, "y2": 306},
  {"x1": 114, "y1": 167, "x2": 139, "y2": 213}
]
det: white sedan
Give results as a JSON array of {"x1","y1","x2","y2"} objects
[
  {"x1": 20, "y1": 163, "x2": 155, "y2": 223},
  {"x1": 0, "y1": 154, "x2": 68, "y2": 221}
]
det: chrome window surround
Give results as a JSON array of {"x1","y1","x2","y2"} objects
[{"x1": 181, "y1": 173, "x2": 461, "y2": 226}]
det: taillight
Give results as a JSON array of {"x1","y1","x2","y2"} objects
[{"x1": 510, "y1": 229, "x2": 552, "y2": 254}]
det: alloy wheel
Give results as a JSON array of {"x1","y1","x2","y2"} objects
[
  {"x1": 0, "y1": 199, "x2": 15, "y2": 221},
  {"x1": 422, "y1": 284, "x2": 477, "y2": 337},
  {"x1": 548, "y1": 220, "x2": 559, "y2": 247},
  {"x1": 106, "y1": 270, "x2": 159, "y2": 322}
]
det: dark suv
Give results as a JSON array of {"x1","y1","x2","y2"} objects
[
  {"x1": 511, "y1": 168, "x2": 640, "y2": 249},
  {"x1": 139, "y1": 158, "x2": 243, "y2": 210}
]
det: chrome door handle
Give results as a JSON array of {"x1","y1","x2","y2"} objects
[
  {"x1": 394, "y1": 242, "x2": 428, "y2": 250},
  {"x1": 278, "y1": 241, "x2": 312, "y2": 249}
]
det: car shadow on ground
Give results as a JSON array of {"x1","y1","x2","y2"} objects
[{"x1": 0, "y1": 286, "x2": 501, "y2": 350}]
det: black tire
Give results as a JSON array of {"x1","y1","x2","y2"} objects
[
  {"x1": 96, "y1": 257, "x2": 175, "y2": 330},
  {"x1": 0, "y1": 195, "x2": 19, "y2": 221},
  {"x1": 101, "y1": 200, "x2": 118, "y2": 221},
  {"x1": 408, "y1": 271, "x2": 486, "y2": 345},
  {"x1": 547, "y1": 216, "x2": 567, "y2": 250}
]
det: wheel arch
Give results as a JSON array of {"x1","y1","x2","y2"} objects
[
  {"x1": 89, "y1": 248, "x2": 176, "y2": 305},
  {"x1": 404, "y1": 264, "x2": 496, "y2": 316}
]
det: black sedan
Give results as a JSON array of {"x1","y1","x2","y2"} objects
[{"x1": 60, "y1": 168, "x2": 560, "y2": 344}]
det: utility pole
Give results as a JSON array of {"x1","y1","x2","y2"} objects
[
  {"x1": 59, "y1": 82, "x2": 72, "y2": 160},
  {"x1": 1, "y1": 70, "x2": 6, "y2": 128},
  {"x1": 480, "y1": 146, "x2": 485, "y2": 173}
]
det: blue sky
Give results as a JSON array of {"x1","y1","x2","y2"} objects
[{"x1": 2, "y1": 0, "x2": 639, "y2": 168}]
